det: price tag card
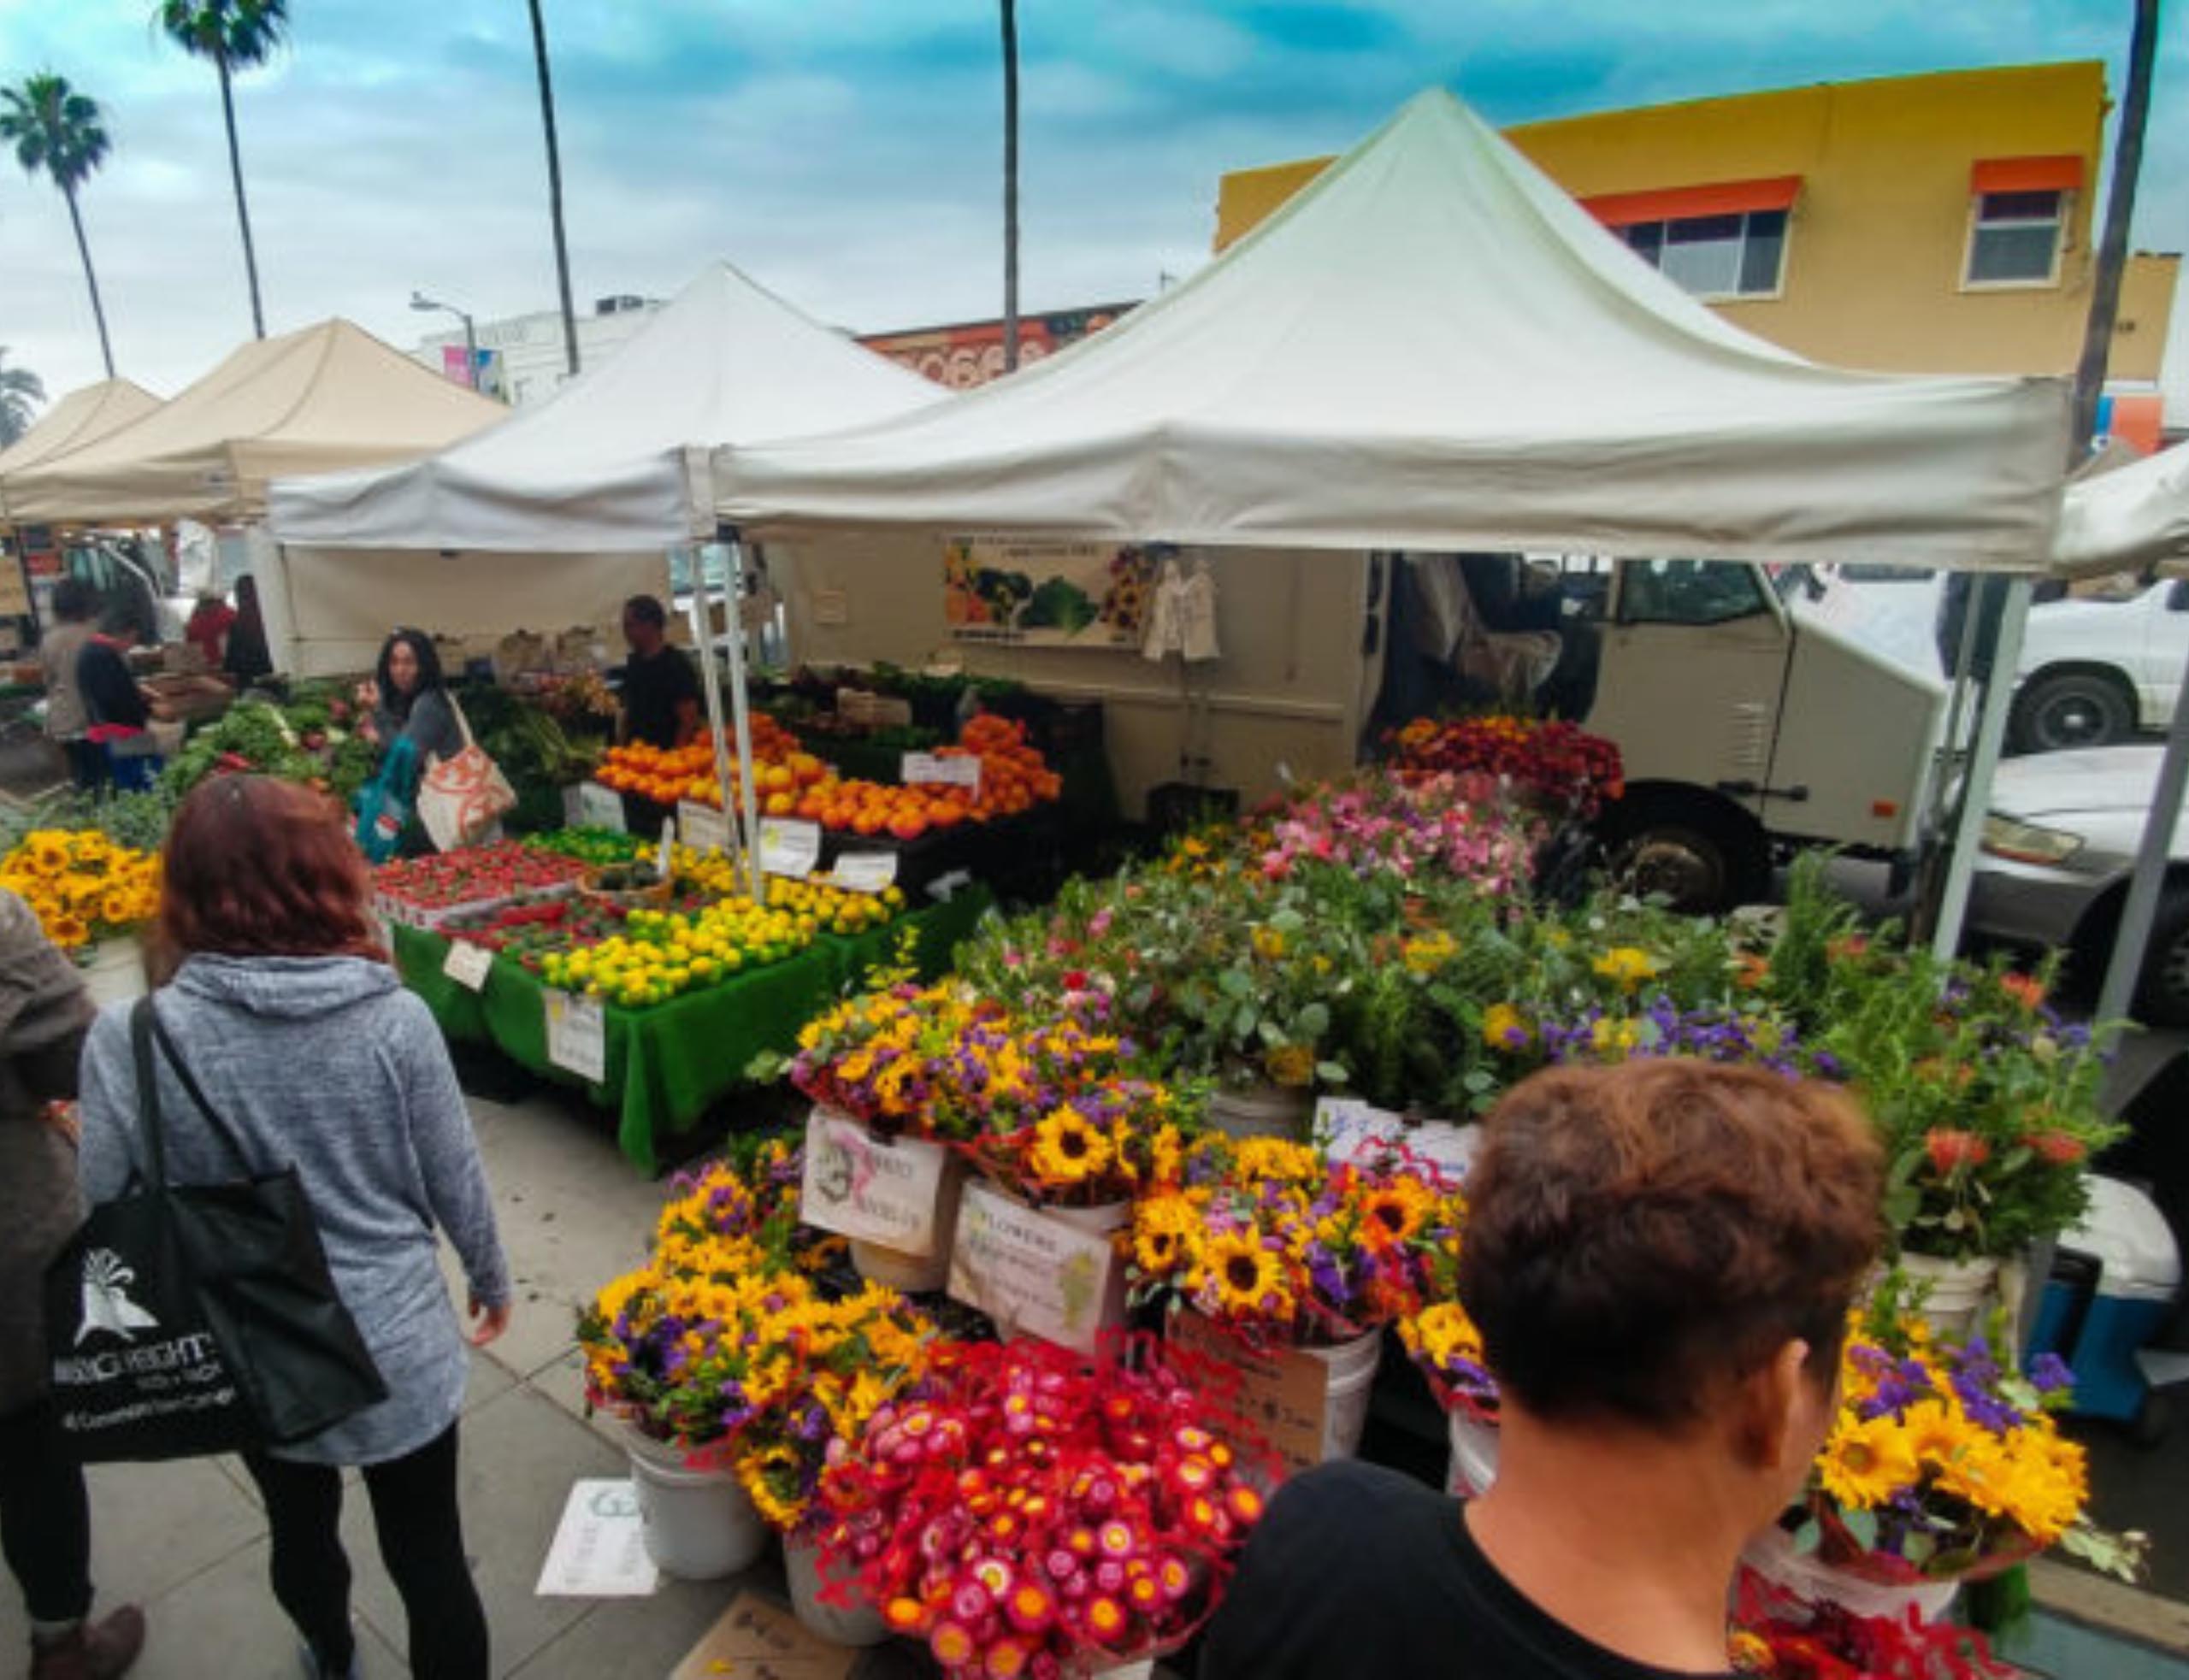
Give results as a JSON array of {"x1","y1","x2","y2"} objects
[
  {"x1": 443, "y1": 940, "x2": 495, "y2": 993},
  {"x1": 676, "y1": 799, "x2": 730, "y2": 856},
  {"x1": 534, "y1": 1479, "x2": 657, "y2": 1599},
  {"x1": 1313, "y1": 1097, "x2": 1478, "y2": 1189},
  {"x1": 670, "y1": 1593, "x2": 853, "y2": 1680},
  {"x1": 758, "y1": 818, "x2": 821, "y2": 879},
  {"x1": 544, "y1": 988, "x2": 607, "y2": 1082},
  {"x1": 948, "y1": 1182, "x2": 1123, "y2": 1356},
  {"x1": 902, "y1": 752, "x2": 982, "y2": 794},
  {"x1": 800, "y1": 1110, "x2": 953, "y2": 1255},
  {"x1": 829, "y1": 851, "x2": 899, "y2": 893},
  {"x1": 575, "y1": 783, "x2": 627, "y2": 834},
  {"x1": 1170, "y1": 1312, "x2": 1332, "y2": 1481}
]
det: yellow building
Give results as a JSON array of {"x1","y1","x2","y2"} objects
[{"x1": 1217, "y1": 62, "x2": 2177, "y2": 439}]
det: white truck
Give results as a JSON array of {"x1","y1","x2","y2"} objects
[{"x1": 1395, "y1": 554, "x2": 1949, "y2": 907}]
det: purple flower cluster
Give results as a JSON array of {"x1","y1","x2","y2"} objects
[{"x1": 1538, "y1": 996, "x2": 1814, "y2": 1079}]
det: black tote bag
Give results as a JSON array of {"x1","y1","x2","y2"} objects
[{"x1": 44, "y1": 998, "x2": 387, "y2": 1463}]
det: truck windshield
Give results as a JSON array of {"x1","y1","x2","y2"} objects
[{"x1": 1619, "y1": 559, "x2": 1771, "y2": 626}]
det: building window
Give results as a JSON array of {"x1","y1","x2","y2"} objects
[
  {"x1": 1965, "y1": 189, "x2": 2065, "y2": 287},
  {"x1": 1621, "y1": 209, "x2": 1788, "y2": 298}
]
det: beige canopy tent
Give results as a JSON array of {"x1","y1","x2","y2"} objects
[
  {"x1": 0, "y1": 379, "x2": 162, "y2": 521},
  {"x1": 3, "y1": 321, "x2": 505, "y2": 526}
]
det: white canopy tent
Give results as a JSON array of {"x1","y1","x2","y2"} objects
[
  {"x1": 5, "y1": 321, "x2": 504, "y2": 526},
  {"x1": 2056, "y1": 442, "x2": 2189, "y2": 579},
  {"x1": 0, "y1": 379, "x2": 163, "y2": 521},
  {"x1": 715, "y1": 89, "x2": 2069, "y2": 570}
]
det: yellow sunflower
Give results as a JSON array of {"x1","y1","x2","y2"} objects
[
  {"x1": 1817, "y1": 1413, "x2": 1920, "y2": 1511},
  {"x1": 46, "y1": 913, "x2": 89, "y2": 951},
  {"x1": 1197, "y1": 1231, "x2": 1289, "y2": 1317},
  {"x1": 1132, "y1": 1194, "x2": 1203, "y2": 1277},
  {"x1": 1029, "y1": 1107, "x2": 1112, "y2": 1187},
  {"x1": 1264, "y1": 1043, "x2": 1315, "y2": 1087},
  {"x1": 1359, "y1": 1177, "x2": 1434, "y2": 1249}
]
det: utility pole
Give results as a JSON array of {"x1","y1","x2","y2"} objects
[
  {"x1": 528, "y1": 0, "x2": 581, "y2": 379},
  {"x1": 2070, "y1": 0, "x2": 2160, "y2": 458},
  {"x1": 1000, "y1": 0, "x2": 1022, "y2": 373}
]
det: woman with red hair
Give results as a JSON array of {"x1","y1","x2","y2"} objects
[{"x1": 75, "y1": 777, "x2": 510, "y2": 1680}]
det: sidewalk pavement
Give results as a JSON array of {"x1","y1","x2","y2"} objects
[{"x1": 8, "y1": 1081, "x2": 2189, "y2": 1677}]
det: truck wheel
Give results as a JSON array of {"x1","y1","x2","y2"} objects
[
  {"x1": 2011, "y1": 669, "x2": 2135, "y2": 754},
  {"x1": 2133, "y1": 884, "x2": 2189, "y2": 1029},
  {"x1": 1602, "y1": 805, "x2": 1770, "y2": 913}
]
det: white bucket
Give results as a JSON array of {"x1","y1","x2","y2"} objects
[
  {"x1": 80, "y1": 934, "x2": 149, "y2": 1009},
  {"x1": 1301, "y1": 1329, "x2": 1382, "y2": 1461},
  {"x1": 784, "y1": 1530, "x2": 889, "y2": 1648},
  {"x1": 1207, "y1": 1084, "x2": 1313, "y2": 1144},
  {"x1": 849, "y1": 1156, "x2": 967, "y2": 1294},
  {"x1": 1740, "y1": 1524, "x2": 1961, "y2": 1625},
  {"x1": 1899, "y1": 1253, "x2": 2003, "y2": 1343},
  {"x1": 622, "y1": 1429, "x2": 771, "y2": 1581},
  {"x1": 1443, "y1": 1411, "x2": 1502, "y2": 1498}
]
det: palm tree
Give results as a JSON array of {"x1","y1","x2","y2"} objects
[
  {"x1": 155, "y1": 0, "x2": 288, "y2": 339},
  {"x1": 527, "y1": 0, "x2": 580, "y2": 377},
  {"x1": 0, "y1": 348, "x2": 47, "y2": 447},
  {"x1": 1000, "y1": 0, "x2": 1021, "y2": 373},
  {"x1": 0, "y1": 74, "x2": 117, "y2": 378}
]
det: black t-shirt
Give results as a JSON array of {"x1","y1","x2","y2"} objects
[
  {"x1": 1200, "y1": 1462, "x2": 1736, "y2": 1680},
  {"x1": 77, "y1": 640, "x2": 149, "y2": 730},
  {"x1": 620, "y1": 644, "x2": 701, "y2": 749}
]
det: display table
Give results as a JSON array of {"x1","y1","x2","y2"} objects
[{"x1": 393, "y1": 886, "x2": 994, "y2": 1173}]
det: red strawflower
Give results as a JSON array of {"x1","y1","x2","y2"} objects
[{"x1": 1924, "y1": 1129, "x2": 1991, "y2": 1175}]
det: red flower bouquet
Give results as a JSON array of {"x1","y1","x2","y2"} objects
[{"x1": 1387, "y1": 716, "x2": 1625, "y2": 818}]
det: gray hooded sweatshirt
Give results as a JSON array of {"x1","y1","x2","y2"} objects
[{"x1": 78, "y1": 954, "x2": 510, "y2": 1465}]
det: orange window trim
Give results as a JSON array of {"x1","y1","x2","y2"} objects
[
  {"x1": 1971, "y1": 156, "x2": 2086, "y2": 197},
  {"x1": 1582, "y1": 175, "x2": 1803, "y2": 228}
]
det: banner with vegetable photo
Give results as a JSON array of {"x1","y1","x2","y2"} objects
[{"x1": 943, "y1": 537, "x2": 1155, "y2": 648}]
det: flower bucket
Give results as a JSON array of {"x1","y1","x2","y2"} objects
[
  {"x1": 1443, "y1": 1409, "x2": 1502, "y2": 1499},
  {"x1": 80, "y1": 934, "x2": 148, "y2": 1009},
  {"x1": 1740, "y1": 1524, "x2": 1960, "y2": 1625},
  {"x1": 785, "y1": 1530, "x2": 888, "y2": 1648},
  {"x1": 848, "y1": 1152, "x2": 968, "y2": 1294},
  {"x1": 1899, "y1": 1253, "x2": 2003, "y2": 1342},
  {"x1": 1301, "y1": 1329, "x2": 1382, "y2": 1462},
  {"x1": 622, "y1": 1428, "x2": 771, "y2": 1581},
  {"x1": 1207, "y1": 1083, "x2": 1313, "y2": 1144}
]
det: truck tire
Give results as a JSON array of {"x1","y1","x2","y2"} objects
[
  {"x1": 2134, "y1": 883, "x2": 2189, "y2": 1030},
  {"x1": 2011, "y1": 669, "x2": 2136, "y2": 754},
  {"x1": 1600, "y1": 799, "x2": 1771, "y2": 913}
]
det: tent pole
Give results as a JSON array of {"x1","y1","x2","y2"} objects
[
  {"x1": 681, "y1": 546, "x2": 737, "y2": 867},
  {"x1": 2094, "y1": 637, "x2": 2189, "y2": 1023},
  {"x1": 1912, "y1": 575, "x2": 1989, "y2": 941},
  {"x1": 714, "y1": 528, "x2": 766, "y2": 902},
  {"x1": 1931, "y1": 576, "x2": 2033, "y2": 964}
]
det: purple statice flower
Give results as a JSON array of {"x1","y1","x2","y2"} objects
[{"x1": 2029, "y1": 1353, "x2": 2075, "y2": 1395}]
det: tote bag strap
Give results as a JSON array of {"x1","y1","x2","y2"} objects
[{"x1": 132, "y1": 996, "x2": 261, "y2": 1178}]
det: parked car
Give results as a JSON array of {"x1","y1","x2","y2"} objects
[
  {"x1": 1970, "y1": 744, "x2": 2189, "y2": 1025},
  {"x1": 2011, "y1": 579, "x2": 2189, "y2": 753}
]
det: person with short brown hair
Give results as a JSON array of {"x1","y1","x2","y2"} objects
[
  {"x1": 1201, "y1": 1061, "x2": 1885, "y2": 1680},
  {"x1": 76, "y1": 776, "x2": 510, "y2": 1680}
]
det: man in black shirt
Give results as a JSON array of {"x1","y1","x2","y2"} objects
[
  {"x1": 617, "y1": 594, "x2": 702, "y2": 751},
  {"x1": 1201, "y1": 1063, "x2": 1886, "y2": 1680}
]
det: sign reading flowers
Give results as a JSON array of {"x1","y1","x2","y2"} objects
[{"x1": 948, "y1": 1182, "x2": 1123, "y2": 1354}]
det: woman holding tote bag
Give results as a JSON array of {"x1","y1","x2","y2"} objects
[{"x1": 77, "y1": 777, "x2": 512, "y2": 1680}]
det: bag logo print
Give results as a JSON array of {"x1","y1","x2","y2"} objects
[{"x1": 77, "y1": 1248, "x2": 160, "y2": 1345}]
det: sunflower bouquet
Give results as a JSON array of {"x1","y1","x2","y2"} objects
[
  {"x1": 814, "y1": 1335, "x2": 1267, "y2": 1678},
  {"x1": 1398, "y1": 1299, "x2": 1499, "y2": 1425},
  {"x1": 1799, "y1": 1289, "x2": 2144, "y2": 1584},
  {"x1": 0, "y1": 828, "x2": 162, "y2": 952},
  {"x1": 1130, "y1": 1136, "x2": 1466, "y2": 1348}
]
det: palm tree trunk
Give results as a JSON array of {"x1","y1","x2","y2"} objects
[
  {"x1": 1000, "y1": 0, "x2": 1021, "y2": 374},
  {"x1": 216, "y1": 50, "x2": 267, "y2": 339},
  {"x1": 528, "y1": 0, "x2": 581, "y2": 378},
  {"x1": 62, "y1": 184, "x2": 115, "y2": 378}
]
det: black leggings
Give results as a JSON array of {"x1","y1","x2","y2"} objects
[
  {"x1": 0, "y1": 1398, "x2": 92, "y2": 1624},
  {"x1": 243, "y1": 1424, "x2": 487, "y2": 1680}
]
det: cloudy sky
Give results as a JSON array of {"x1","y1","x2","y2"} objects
[{"x1": 2, "y1": 0, "x2": 2185, "y2": 406}]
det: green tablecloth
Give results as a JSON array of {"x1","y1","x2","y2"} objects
[{"x1": 393, "y1": 886, "x2": 994, "y2": 1174}]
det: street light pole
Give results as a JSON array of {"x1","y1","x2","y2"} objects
[{"x1": 410, "y1": 290, "x2": 481, "y2": 392}]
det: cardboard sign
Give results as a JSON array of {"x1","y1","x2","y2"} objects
[
  {"x1": 829, "y1": 852, "x2": 898, "y2": 893},
  {"x1": 759, "y1": 818, "x2": 822, "y2": 880},
  {"x1": 670, "y1": 1593, "x2": 854, "y2": 1680},
  {"x1": 575, "y1": 783, "x2": 627, "y2": 834},
  {"x1": 1170, "y1": 1312, "x2": 1332, "y2": 1482},
  {"x1": 948, "y1": 1182, "x2": 1123, "y2": 1355},
  {"x1": 902, "y1": 751, "x2": 982, "y2": 793},
  {"x1": 443, "y1": 939, "x2": 495, "y2": 993},
  {"x1": 800, "y1": 1110, "x2": 954, "y2": 1255},
  {"x1": 1313, "y1": 1097, "x2": 1478, "y2": 1189},
  {"x1": 677, "y1": 799, "x2": 731, "y2": 856},
  {"x1": 545, "y1": 988, "x2": 607, "y2": 1082},
  {"x1": 534, "y1": 1479, "x2": 658, "y2": 1598}
]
